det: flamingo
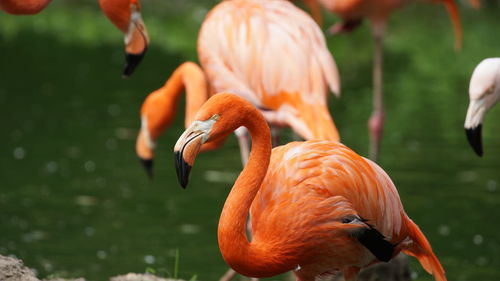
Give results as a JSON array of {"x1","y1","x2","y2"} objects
[
  {"x1": 0, "y1": 0, "x2": 149, "y2": 76},
  {"x1": 464, "y1": 58, "x2": 500, "y2": 157},
  {"x1": 0, "y1": 0, "x2": 50, "y2": 14},
  {"x1": 98, "y1": 0, "x2": 149, "y2": 77},
  {"x1": 136, "y1": 0, "x2": 340, "y2": 177},
  {"x1": 173, "y1": 93, "x2": 447, "y2": 281},
  {"x1": 305, "y1": 0, "x2": 463, "y2": 161}
]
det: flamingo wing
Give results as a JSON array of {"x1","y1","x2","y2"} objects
[{"x1": 251, "y1": 141, "x2": 407, "y2": 248}]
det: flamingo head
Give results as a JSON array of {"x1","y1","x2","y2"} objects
[
  {"x1": 174, "y1": 114, "x2": 220, "y2": 188},
  {"x1": 174, "y1": 93, "x2": 266, "y2": 188},
  {"x1": 464, "y1": 58, "x2": 500, "y2": 157},
  {"x1": 123, "y1": 2, "x2": 149, "y2": 77},
  {"x1": 136, "y1": 117, "x2": 157, "y2": 179}
]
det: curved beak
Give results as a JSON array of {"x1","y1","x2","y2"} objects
[
  {"x1": 173, "y1": 126, "x2": 206, "y2": 188},
  {"x1": 465, "y1": 125, "x2": 483, "y2": 157},
  {"x1": 139, "y1": 158, "x2": 154, "y2": 179},
  {"x1": 464, "y1": 100, "x2": 485, "y2": 157},
  {"x1": 123, "y1": 4, "x2": 150, "y2": 77}
]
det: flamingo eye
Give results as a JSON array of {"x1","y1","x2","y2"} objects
[
  {"x1": 341, "y1": 215, "x2": 357, "y2": 224},
  {"x1": 487, "y1": 86, "x2": 495, "y2": 94},
  {"x1": 210, "y1": 114, "x2": 220, "y2": 121}
]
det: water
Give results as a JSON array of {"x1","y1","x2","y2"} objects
[{"x1": 1, "y1": 1, "x2": 500, "y2": 281}]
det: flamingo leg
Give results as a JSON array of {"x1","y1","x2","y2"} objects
[
  {"x1": 368, "y1": 22, "x2": 385, "y2": 161},
  {"x1": 219, "y1": 269, "x2": 237, "y2": 281},
  {"x1": 270, "y1": 125, "x2": 282, "y2": 147}
]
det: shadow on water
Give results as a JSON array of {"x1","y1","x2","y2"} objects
[{"x1": 1, "y1": 3, "x2": 500, "y2": 281}]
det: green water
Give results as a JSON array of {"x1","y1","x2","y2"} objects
[{"x1": 1, "y1": 1, "x2": 500, "y2": 280}]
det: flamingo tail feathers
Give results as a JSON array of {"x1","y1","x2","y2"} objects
[{"x1": 403, "y1": 219, "x2": 446, "y2": 281}]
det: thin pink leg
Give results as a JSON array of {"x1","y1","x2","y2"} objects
[{"x1": 369, "y1": 22, "x2": 385, "y2": 161}]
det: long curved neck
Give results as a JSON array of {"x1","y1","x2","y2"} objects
[
  {"x1": 217, "y1": 108, "x2": 291, "y2": 278},
  {"x1": 440, "y1": 0, "x2": 462, "y2": 50},
  {"x1": 142, "y1": 62, "x2": 208, "y2": 139},
  {"x1": 99, "y1": 0, "x2": 135, "y2": 32}
]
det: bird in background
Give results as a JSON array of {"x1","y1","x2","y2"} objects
[
  {"x1": 174, "y1": 93, "x2": 447, "y2": 281},
  {"x1": 0, "y1": 0, "x2": 149, "y2": 77},
  {"x1": 464, "y1": 58, "x2": 500, "y2": 157},
  {"x1": 136, "y1": 0, "x2": 341, "y2": 178},
  {"x1": 303, "y1": 0, "x2": 464, "y2": 161},
  {"x1": 98, "y1": 0, "x2": 149, "y2": 77}
]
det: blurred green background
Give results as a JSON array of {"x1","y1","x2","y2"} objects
[{"x1": 1, "y1": 0, "x2": 500, "y2": 280}]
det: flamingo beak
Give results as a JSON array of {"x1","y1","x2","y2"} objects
[
  {"x1": 464, "y1": 99, "x2": 485, "y2": 157},
  {"x1": 174, "y1": 116, "x2": 219, "y2": 188},
  {"x1": 173, "y1": 126, "x2": 206, "y2": 188},
  {"x1": 465, "y1": 125, "x2": 483, "y2": 157},
  {"x1": 139, "y1": 158, "x2": 154, "y2": 179},
  {"x1": 136, "y1": 128, "x2": 156, "y2": 178},
  {"x1": 123, "y1": 4, "x2": 150, "y2": 77}
]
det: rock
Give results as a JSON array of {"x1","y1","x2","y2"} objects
[
  {"x1": 0, "y1": 255, "x2": 39, "y2": 281},
  {"x1": 110, "y1": 273, "x2": 185, "y2": 281}
]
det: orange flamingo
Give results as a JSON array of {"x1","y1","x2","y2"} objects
[
  {"x1": 0, "y1": 0, "x2": 50, "y2": 14},
  {"x1": 136, "y1": 0, "x2": 340, "y2": 176},
  {"x1": 305, "y1": 0, "x2": 463, "y2": 161},
  {"x1": 0, "y1": 0, "x2": 149, "y2": 76},
  {"x1": 173, "y1": 93, "x2": 446, "y2": 281}
]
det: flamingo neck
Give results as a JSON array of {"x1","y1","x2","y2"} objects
[
  {"x1": 217, "y1": 109, "x2": 292, "y2": 278},
  {"x1": 99, "y1": 0, "x2": 131, "y2": 32},
  {"x1": 142, "y1": 62, "x2": 208, "y2": 139}
]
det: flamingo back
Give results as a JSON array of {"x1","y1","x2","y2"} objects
[
  {"x1": 251, "y1": 141, "x2": 409, "y2": 247},
  {"x1": 198, "y1": 0, "x2": 340, "y2": 140}
]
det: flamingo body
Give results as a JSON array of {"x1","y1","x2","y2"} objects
[
  {"x1": 0, "y1": 0, "x2": 50, "y2": 14},
  {"x1": 174, "y1": 93, "x2": 446, "y2": 281},
  {"x1": 137, "y1": 0, "x2": 341, "y2": 173},
  {"x1": 198, "y1": 0, "x2": 341, "y2": 141}
]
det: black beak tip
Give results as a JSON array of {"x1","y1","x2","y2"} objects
[
  {"x1": 465, "y1": 125, "x2": 483, "y2": 157},
  {"x1": 122, "y1": 48, "x2": 148, "y2": 78},
  {"x1": 139, "y1": 158, "x2": 154, "y2": 179},
  {"x1": 174, "y1": 151, "x2": 191, "y2": 189}
]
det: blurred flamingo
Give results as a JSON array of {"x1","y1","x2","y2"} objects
[
  {"x1": 0, "y1": 0, "x2": 50, "y2": 14},
  {"x1": 304, "y1": 0, "x2": 463, "y2": 161},
  {"x1": 0, "y1": 0, "x2": 149, "y2": 76},
  {"x1": 136, "y1": 0, "x2": 340, "y2": 177},
  {"x1": 174, "y1": 93, "x2": 447, "y2": 281},
  {"x1": 99, "y1": 0, "x2": 149, "y2": 76},
  {"x1": 464, "y1": 58, "x2": 500, "y2": 157}
]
